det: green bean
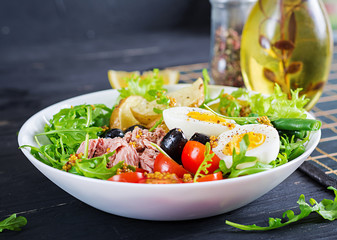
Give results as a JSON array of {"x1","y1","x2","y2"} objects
[
  {"x1": 272, "y1": 118, "x2": 321, "y2": 131},
  {"x1": 288, "y1": 145, "x2": 306, "y2": 160}
]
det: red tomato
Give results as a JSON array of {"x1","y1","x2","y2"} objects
[
  {"x1": 197, "y1": 172, "x2": 223, "y2": 182},
  {"x1": 135, "y1": 168, "x2": 148, "y2": 173},
  {"x1": 181, "y1": 141, "x2": 221, "y2": 174},
  {"x1": 108, "y1": 172, "x2": 145, "y2": 183},
  {"x1": 153, "y1": 153, "x2": 189, "y2": 178}
]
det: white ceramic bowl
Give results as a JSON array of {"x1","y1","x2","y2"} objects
[{"x1": 18, "y1": 85, "x2": 321, "y2": 221}]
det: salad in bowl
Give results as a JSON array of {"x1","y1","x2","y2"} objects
[{"x1": 18, "y1": 69, "x2": 321, "y2": 220}]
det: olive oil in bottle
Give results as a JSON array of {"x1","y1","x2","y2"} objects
[{"x1": 241, "y1": 0, "x2": 333, "y2": 110}]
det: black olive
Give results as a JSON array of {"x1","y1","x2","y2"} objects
[
  {"x1": 190, "y1": 133, "x2": 210, "y2": 145},
  {"x1": 124, "y1": 124, "x2": 147, "y2": 133},
  {"x1": 104, "y1": 128, "x2": 124, "y2": 139},
  {"x1": 160, "y1": 128, "x2": 187, "y2": 164}
]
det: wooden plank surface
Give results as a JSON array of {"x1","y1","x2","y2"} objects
[{"x1": 1, "y1": 30, "x2": 337, "y2": 239}]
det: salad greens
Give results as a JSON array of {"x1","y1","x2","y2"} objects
[
  {"x1": 74, "y1": 154, "x2": 123, "y2": 179},
  {"x1": 21, "y1": 68, "x2": 319, "y2": 181},
  {"x1": 247, "y1": 84, "x2": 309, "y2": 119},
  {"x1": 226, "y1": 186, "x2": 337, "y2": 231},
  {"x1": 206, "y1": 83, "x2": 309, "y2": 119},
  {"x1": 26, "y1": 104, "x2": 111, "y2": 167},
  {"x1": 118, "y1": 68, "x2": 172, "y2": 115},
  {"x1": 0, "y1": 214, "x2": 27, "y2": 232},
  {"x1": 118, "y1": 68, "x2": 170, "y2": 107},
  {"x1": 20, "y1": 103, "x2": 124, "y2": 179}
]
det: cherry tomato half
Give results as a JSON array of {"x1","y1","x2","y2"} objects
[
  {"x1": 135, "y1": 168, "x2": 148, "y2": 173},
  {"x1": 153, "y1": 153, "x2": 189, "y2": 178},
  {"x1": 181, "y1": 141, "x2": 221, "y2": 174},
  {"x1": 197, "y1": 172, "x2": 223, "y2": 182},
  {"x1": 108, "y1": 172, "x2": 145, "y2": 183}
]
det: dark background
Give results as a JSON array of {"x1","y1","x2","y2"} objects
[
  {"x1": 0, "y1": 0, "x2": 211, "y2": 100},
  {"x1": 0, "y1": 0, "x2": 210, "y2": 45}
]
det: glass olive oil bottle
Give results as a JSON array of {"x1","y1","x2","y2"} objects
[{"x1": 241, "y1": 0, "x2": 333, "y2": 110}]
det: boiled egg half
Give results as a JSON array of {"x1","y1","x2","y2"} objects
[
  {"x1": 212, "y1": 124, "x2": 280, "y2": 170},
  {"x1": 163, "y1": 107, "x2": 236, "y2": 139}
]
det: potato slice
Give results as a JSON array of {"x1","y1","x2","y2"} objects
[
  {"x1": 167, "y1": 78, "x2": 204, "y2": 107},
  {"x1": 110, "y1": 96, "x2": 143, "y2": 130},
  {"x1": 130, "y1": 78, "x2": 204, "y2": 125},
  {"x1": 130, "y1": 97, "x2": 162, "y2": 125}
]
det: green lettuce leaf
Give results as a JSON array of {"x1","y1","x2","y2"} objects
[
  {"x1": 118, "y1": 68, "x2": 166, "y2": 101},
  {"x1": 247, "y1": 84, "x2": 309, "y2": 119}
]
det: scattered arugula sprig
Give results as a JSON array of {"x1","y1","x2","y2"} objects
[
  {"x1": 218, "y1": 134, "x2": 273, "y2": 178},
  {"x1": 193, "y1": 142, "x2": 214, "y2": 182},
  {"x1": 226, "y1": 186, "x2": 337, "y2": 231},
  {"x1": 0, "y1": 214, "x2": 27, "y2": 232}
]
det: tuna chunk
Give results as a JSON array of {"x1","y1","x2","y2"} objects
[
  {"x1": 76, "y1": 138, "x2": 101, "y2": 159},
  {"x1": 123, "y1": 127, "x2": 166, "y2": 172},
  {"x1": 103, "y1": 138, "x2": 139, "y2": 168},
  {"x1": 76, "y1": 127, "x2": 167, "y2": 172},
  {"x1": 76, "y1": 138, "x2": 139, "y2": 167}
]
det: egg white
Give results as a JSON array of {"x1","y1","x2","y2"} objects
[
  {"x1": 162, "y1": 107, "x2": 236, "y2": 139},
  {"x1": 212, "y1": 124, "x2": 280, "y2": 170}
]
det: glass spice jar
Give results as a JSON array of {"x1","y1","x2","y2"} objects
[{"x1": 209, "y1": 0, "x2": 256, "y2": 87}]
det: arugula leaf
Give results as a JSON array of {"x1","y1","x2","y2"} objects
[
  {"x1": 226, "y1": 186, "x2": 337, "y2": 231},
  {"x1": 0, "y1": 214, "x2": 27, "y2": 232},
  {"x1": 149, "y1": 116, "x2": 163, "y2": 132},
  {"x1": 218, "y1": 134, "x2": 274, "y2": 178},
  {"x1": 21, "y1": 104, "x2": 111, "y2": 169},
  {"x1": 228, "y1": 162, "x2": 274, "y2": 178},
  {"x1": 203, "y1": 104, "x2": 274, "y2": 125},
  {"x1": 215, "y1": 88, "x2": 249, "y2": 117},
  {"x1": 278, "y1": 134, "x2": 310, "y2": 162},
  {"x1": 311, "y1": 186, "x2": 337, "y2": 220},
  {"x1": 74, "y1": 153, "x2": 123, "y2": 180},
  {"x1": 193, "y1": 142, "x2": 214, "y2": 182}
]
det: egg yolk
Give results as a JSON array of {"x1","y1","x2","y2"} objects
[
  {"x1": 186, "y1": 111, "x2": 235, "y2": 129},
  {"x1": 222, "y1": 132, "x2": 266, "y2": 155}
]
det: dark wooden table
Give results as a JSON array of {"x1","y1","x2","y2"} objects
[{"x1": 1, "y1": 30, "x2": 337, "y2": 239}]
